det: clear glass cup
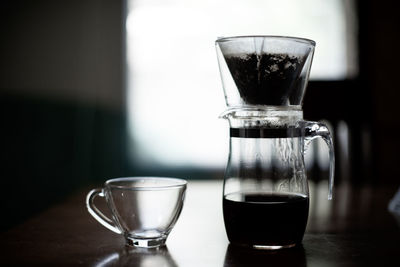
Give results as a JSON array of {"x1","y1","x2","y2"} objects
[{"x1": 86, "y1": 177, "x2": 187, "y2": 248}]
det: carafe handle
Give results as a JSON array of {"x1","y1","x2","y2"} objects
[{"x1": 301, "y1": 121, "x2": 335, "y2": 200}]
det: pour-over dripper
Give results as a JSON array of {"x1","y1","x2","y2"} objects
[{"x1": 215, "y1": 36, "x2": 315, "y2": 108}]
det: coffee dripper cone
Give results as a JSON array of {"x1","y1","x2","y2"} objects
[{"x1": 216, "y1": 35, "x2": 315, "y2": 108}]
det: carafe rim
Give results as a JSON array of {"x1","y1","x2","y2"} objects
[
  {"x1": 216, "y1": 35, "x2": 316, "y2": 47},
  {"x1": 219, "y1": 105, "x2": 303, "y2": 119}
]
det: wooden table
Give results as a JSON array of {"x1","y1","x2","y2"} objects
[{"x1": 1, "y1": 180, "x2": 399, "y2": 266}]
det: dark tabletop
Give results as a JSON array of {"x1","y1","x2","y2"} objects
[{"x1": 1, "y1": 180, "x2": 399, "y2": 266}]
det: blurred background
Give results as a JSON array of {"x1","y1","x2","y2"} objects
[{"x1": 1, "y1": 0, "x2": 399, "y2": 230}]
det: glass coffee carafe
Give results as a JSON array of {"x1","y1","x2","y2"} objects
[{"x1": 216, "y1": 36, "x2": 334, "y2": 249}]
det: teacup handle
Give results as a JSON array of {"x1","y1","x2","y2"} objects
[{"x1": 86, "y1": 188, "x2": 121, "y2": 234}]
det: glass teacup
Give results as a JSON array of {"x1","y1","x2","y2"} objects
[{"x1": 86, "y1": 177, "x2": 187, "y2": 248}]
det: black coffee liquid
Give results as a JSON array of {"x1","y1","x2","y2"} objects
[{"x1": 223, "y1": 192, "x2": 309, "y2": 247}]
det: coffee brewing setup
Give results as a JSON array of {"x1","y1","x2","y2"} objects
[{"x1": 216, "y1": 36, "x2": 335, "y2": 249}]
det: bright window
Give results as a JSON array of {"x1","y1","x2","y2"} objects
[{"x1": 126, "y1": 0, "x2": 357, "y2": 169}]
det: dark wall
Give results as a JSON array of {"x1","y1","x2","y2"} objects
[
  {"x1": 359, "y1": 0, "x2": 400, "y2": 185},
  {"x1": 0, "y1": 0, "x2": 128, "y2": 230},
  {"x1": 0, "y1": 0, "x2": 125, "y2": 108}
]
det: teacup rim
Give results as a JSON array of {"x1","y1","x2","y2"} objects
[{"x1": 104, "y1": 176, "x2": 187, "y2": 190}]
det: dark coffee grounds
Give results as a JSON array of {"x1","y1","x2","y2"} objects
[{"x1": 224, "y1": 53, "x2": 304, "y2": 105}]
